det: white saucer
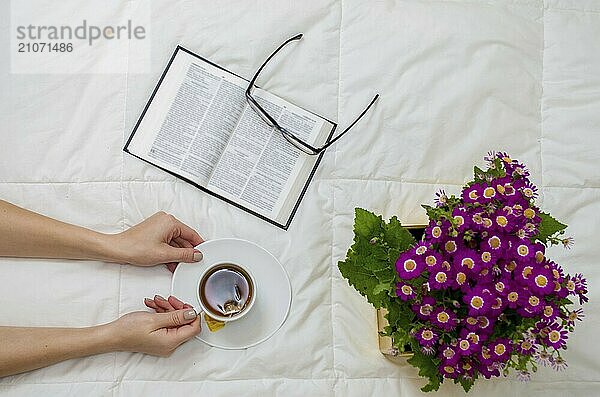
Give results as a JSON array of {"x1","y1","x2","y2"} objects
[{"x1": 171, "y1": 238, "x2": 292, "y2": 350}]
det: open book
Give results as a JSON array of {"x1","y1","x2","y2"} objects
[{"x1": 125, "y1": 46, "x2": 336, "y2": 229}]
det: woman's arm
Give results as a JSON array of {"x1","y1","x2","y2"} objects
[
  {"x1": 0, "y1": 296, "x2": 200, "y2": 378},
  {"x1": 0, "y1": 200, "x2": 204, "y2": 270}
]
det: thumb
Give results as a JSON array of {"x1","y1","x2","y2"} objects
[
  {"x1": 161, "y1": 246, "x2": 203, "y2": 263},
  {"x1": 154, "y1": 308, "x2": 198, "y2": 328}
]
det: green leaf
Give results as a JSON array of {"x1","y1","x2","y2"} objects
[
  {"x1": 354, "y1": 208, "x2": 384, "y2": 239},
  {"x1": 533, "y1": 212, "x2": 567, "y2": 244},
  {"x1": 382, "y1": 215, "x2": 416, "y2": 251},
  {"x1": 459, "y1": 376, "x2": 475, "y2": 393},
  {"x1": 407, "y1": 349, "x2": 442, "y2": 392},
  {"x1": 373, "y1": 282, "x2": 390, "y2": 296}
]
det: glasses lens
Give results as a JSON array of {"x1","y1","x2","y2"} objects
[{"x1": 280, "y1": 129, "x2": 318, "y2": 155}]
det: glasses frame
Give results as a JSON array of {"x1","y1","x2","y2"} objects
[{"x1": 245, "y1": 33, "x2": 379, "y2": 155}]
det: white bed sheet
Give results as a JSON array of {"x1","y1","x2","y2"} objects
[{"x1": 1, "y1": 0, "x2": 599, "y2": 395}]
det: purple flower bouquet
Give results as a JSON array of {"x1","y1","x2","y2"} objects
[{"x1": 338, "y1": 152, "x2": 588, "y2": 392}]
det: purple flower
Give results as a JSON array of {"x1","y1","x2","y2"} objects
[
  {"x1": 438, "y1": 344, "x2": 460, "y2": 365},
  {"x1": 541, "y1": 304, "x2": 560, "y2": 322},
  {"x1": 424, "y1": 220, "x2": 448, "y2": 243},
  {"x1": 439, "y1": 362, "x2": 462, "y2": 379},
  {"x1": 434, "y1": 189, "x2": 448, "y2": 207},
  {"x1": 462, "y1": 183, "x2": 483, "y2": 204},
  {"x1": 545, "y1": 323, "x2": 568, "y2": 349},
  {"x1": 395, "y1": 252, "x2": 425, "y2": 280},
  {"x1": 423, "y1": 251, "x2": 444, "y2": 270},
  {"x1": 566, "y1": 308, "x2": 585, "y2": 326},
  {"x1": 431, "y1": 307, "x2": 458, "y2": 331},
  {"x1": 412, "y1": 296, "x2": 436, "y2": 320},
  {"x1": 428, "y1": 268, "x2": 453, "y2": 290},
  {"x1": 395, "y1": 282, "x2": 416, "y2": 301},
  {"x1": 488, "y1": 338, "x2": 512, "y2": 362},
  {"x1": 528, "y1": 267, "x2": 555, "y2": 295},
  {"x1": 463, "y1": 286, "x2": 494, "y2": 316},
  {"x1": 514, "y1": 339, "x2": 536, "y2": 356},
  {"x1": 415, "y1": 327, "x2": 438, "y2": 348},
  {"x1": 457, "y1": 337, "x2": 475, "y2": 356},
  {"x1": 453, "y1": 248, "x2": 481, "y2": 276}
]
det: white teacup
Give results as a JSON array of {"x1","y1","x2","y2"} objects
[{"x1": 196, "y1": 261, "x2": 256, "y2": 323}]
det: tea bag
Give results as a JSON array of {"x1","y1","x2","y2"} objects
[{"x1": 217, "y1": 284, "x2": 244, "y2": 316}]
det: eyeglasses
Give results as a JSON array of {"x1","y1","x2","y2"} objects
[{"x1": 245, "y1": 33, "x2": 379, "y2": 155}]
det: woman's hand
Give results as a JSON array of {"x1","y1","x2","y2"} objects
[
  {"x1": 108, "y1": 295, "x2": 201, "y2": 357},
  {"x1": 110, "y1": 212, "x2": 204, "y2": 272}
]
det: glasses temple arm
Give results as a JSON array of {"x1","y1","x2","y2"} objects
[
  {"x1": 248, "y1": 33, "x2": 303, "y2": 88},
  {"x1": 322, "y1": 93, "x2": 380, "y2": 149}
]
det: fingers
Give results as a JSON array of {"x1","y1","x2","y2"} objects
[
  {"x1": 160, "y1": 245, "x2": 203, "y2": 264},
  {"x1": 172, "y1": 217, "x2": 204, "y2": 246},
  {"x1": 174, "y1": 317, "x2": 202, "y2": 342},
  {"x1": 153, "y1": 308, "x2": 198, "y2": 329},
  {"x1": 144, "y1": 295, "x2": 190, "y2": 313},
  {"x1": 167, "y1": 295, "x2": 185, "y2": 310}
]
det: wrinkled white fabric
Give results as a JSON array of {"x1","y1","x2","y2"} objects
[{"x1": 1, "y1": 0, "x2": 599, "y2": 395}]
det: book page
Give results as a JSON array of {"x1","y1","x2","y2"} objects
[
  {"x1": 127, "y1": 49, "x2": 247, "y2": 186},
  {"x1": 207, "y1": 89, "x2": 334, "y2": 223}
]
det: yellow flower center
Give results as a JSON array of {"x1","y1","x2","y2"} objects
[
  {"x1": 454, "y1": 216, "x2": 464, "y2": 227},
  {"x1": 494, "y1": 344, "x2": 506, "y2": 355},
  {"x1": 459, "y1": 340, "x2": 470, "y2": 350},
  {"x1": 469, "y1": 190, "x2": 479, "y2": 200},
  {"x1": 471, "y1": 296, "x2": 484, "y2": 308},
  {"x1": 432, "y1": 226, "x2": 442, "y2": 237},
  {"x1": 426, "y1": 255, "x2": 437, "y2": 266},
  {"x1": 567, "y1": 281, "x2": 575, "y2": 291},
  {"x1": 483, "y1": 218, "x2": 493, "y2": 228},
  {"x1": 518, "y1": 245, "x2": 530, "y2": 256},
  {"x1": 569, "y1": 312, "x2": 578, "y2": 321},
  {"x1": 435, "y1": 272, "x2": 447, "y2": 283},
  {"x1": 401, "y1": 285, "x2": 413, "y2": 295},
  {"x1": 521, "y1": 341, "x2": 532, "y2": 350},
  {"x1": 481, "y1": 252, "x2": 492, "y2": 263},
  {"x1": 445, "y1": 241, "x2": 457, "y2": 253},
  {"x1": 462, "y1": 258, "x2": 475, "y2": 269},
  {"x1": 483, "y1": 187, "x2": 496, "y2": 198},
  {"x1": 523, "y1": 188, "x2": 534, "y2": 197},
  {"x1": 496, "y1": 184, "x2": 506, "y2": 194},
  {"x1": 496, "y1": 216, "x2": 508, "y2": 226},
  {"x1": 444, "y1": 366, "x2": 455, "y2": 374},
  {"x1": 468, "y1": 333, "x2": 479, "y2": 343},
  {"x1": 522, "y1": 266, "x2": 532, "y2": 279},
  {"x1": 437, "y1": 312, "x2": 449, "y2": 323},
  {"x1": 544, "y1": 306, "x2": 553, "y2": 316},
  {"x1": 549, "y1": 330, "x2": 560, "y2": 343},
  {"x1": 552, "y1": 269, "x2": 560, "y2": 279},
  {"x1": 416, "y1": 246, "x2": 426, "y2": 255},
  {"x1": 535, "y1": 275, "x2": 548, "y2": 287},
  {"x1": 524, "y1": 208, "x2": 535, "y2": 219},
  {"x1": 536, "y1": 251, "x2": 545, "y2": 263},
  {"x1": 456, "y1": 273, "x2": 466, "y2": 284},
  {"x1": 495, "y1": 282, "x2": 505, "y2": 293},
  {"x1": 489, "y1": 236, "x2": 501, "y2": 249},
  {"x1": 404, "y1": 259, "x2": 416, "y2": 271},
  {"x1": 467, "y1": 317, "x2": 477, "y2": 325},
  {"x1": 528, "y1": 296, "x2": 540, "y2": 306},
  {"x1": 508, "y1": 292, "x2": 519, "y2": 302},
  {"x1": 506, "y1": 261, "x2": 517, "y2": 271},
  {"x1": 442, "y1": 261, "x2": 451, "y2": 271},
  {"x1": 503, "y1": 156, "x2": 512, "y2": 163},
  {"x1": 422, "y1": 330, "x2": 433, "y2": 340}
]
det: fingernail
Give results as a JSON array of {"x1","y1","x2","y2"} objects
[
  {"x1": 184, "y1": 309, "x2": 197, "y2": 320},
  {"x1": 193, "y1": 250, "x2": 203, "y2": 262},
  {"x1": 154, "y1": 295, "x2": 166, "y2": 301}
]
